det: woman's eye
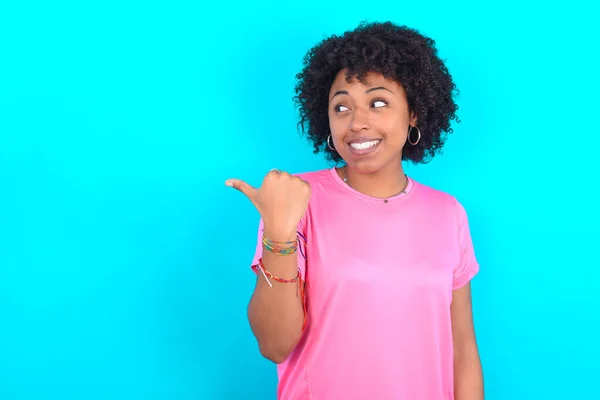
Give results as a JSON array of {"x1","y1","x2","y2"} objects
[
  {"x1": 372, "y1": 100, "x2": 387, "y2": 108},
  {"x1": 335, "y1": 105, "x2": 350, "y2": 112}
]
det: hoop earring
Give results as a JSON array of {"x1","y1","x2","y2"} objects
[
  {"x1": 408, "y1": 126, "x2": 421, "y2": 146},
  {"x1": 327, "y1": 134, "x2": 336, "y2": 151}
]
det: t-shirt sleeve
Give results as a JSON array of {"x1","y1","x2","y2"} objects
[
  {"x1": 452, "y1": 199, "x2": 480, "y2": 290},
  {"x1": 250, "y1": 217, "x2": 307, "y2": 278}
]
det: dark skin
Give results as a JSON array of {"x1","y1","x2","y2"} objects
[
  {"x1": 328, "y1": 69, "x2": 484, "y2": 400},
  {"x1": 328, "y1": 70, "x2": 415, "y2": 198}
]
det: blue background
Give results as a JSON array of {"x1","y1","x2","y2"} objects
[{"x1": 1, "y1": 1, "x2": 599, "y2": 399}]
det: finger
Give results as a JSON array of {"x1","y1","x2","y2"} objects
[{"x1": 225, "y1": 178, "x2": 258, "y2": 200}]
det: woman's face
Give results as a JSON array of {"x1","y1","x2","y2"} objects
[{"x1": 328, "y1": 70, "x2": 416, "y2": 173}]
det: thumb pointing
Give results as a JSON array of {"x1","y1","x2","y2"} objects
[{"x1": 225, "y1": 179, "x2": 258, "y2": 201}]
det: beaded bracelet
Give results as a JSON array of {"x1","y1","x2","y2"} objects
[
  {"x1": 262, "y1": 236, "x2": 298, "y2": 255},
  {"x1": 262, "y1": 231, "x2": 308, "y2": 259}
]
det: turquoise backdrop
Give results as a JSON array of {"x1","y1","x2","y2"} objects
[{"x1": 1, "y1": 1, "x2": 598, "y2": 399}]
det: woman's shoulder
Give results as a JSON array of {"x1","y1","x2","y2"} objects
[{"x1": 411, "y1": 179, "x2": 462, "y2": 209}]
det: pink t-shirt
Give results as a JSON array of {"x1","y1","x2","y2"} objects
[{"x1": 250, "y1": 167, "x2": 479, "y2": 400}]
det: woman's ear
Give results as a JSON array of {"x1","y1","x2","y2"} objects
[{"x1": 410, "y1": 111, "x2": 418, "y2": 126}]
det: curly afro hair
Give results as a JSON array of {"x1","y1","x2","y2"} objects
[{"x1": 293, "y1": 21, "x2": 459, "y2": 164}]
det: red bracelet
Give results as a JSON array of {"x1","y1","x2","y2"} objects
[{"x1": 253, "y1": 258, "x2": 308, "y2": 333}]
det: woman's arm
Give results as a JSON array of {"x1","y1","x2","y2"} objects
[
  {"x1": 247, "y1": 227, "x2": 305, "y2": 364},
  {"x1": 227, "y1": 170, "x2": 311, "y2": 365},
  {"x1": 451, "y1": 282, "x2": 484, "y2": 399}
]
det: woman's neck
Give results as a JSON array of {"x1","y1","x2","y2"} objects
[{"x1": 339, "y1": 163, "x2": 408, "y2": 199}]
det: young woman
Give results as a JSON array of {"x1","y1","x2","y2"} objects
[{"x1": 226, "y1": 21, "x2": 484, "y2": 400}]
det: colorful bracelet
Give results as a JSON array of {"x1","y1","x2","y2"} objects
[
  {"x1": 262, "y1": 236, "x2": 298, "y2": 256},
  {"x1": 262, "y1": 231, "x2": 308, "y2": 259}
]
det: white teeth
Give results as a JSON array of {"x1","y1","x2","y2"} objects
[{"x1": 350, "y1": 140, "x2": 380, "y2": 150}]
